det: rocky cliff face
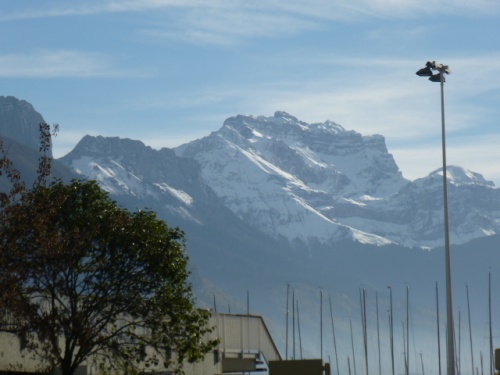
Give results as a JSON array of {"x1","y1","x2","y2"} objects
[
  {"x1": 4, "y1": 97, "x2": 500, "y2": 249},
  {"x1": 175, "y1": 111, "x2": 500, "y2": 248},
  {"x1": 0, "y1": 96, "x2": 49, "y2": 156},
  {"x1": 59, "y1": 135, "x2": 212, "y2": 224},
  {"x1": 57, "y1": 134, "x2": 292, "y2": 309}
]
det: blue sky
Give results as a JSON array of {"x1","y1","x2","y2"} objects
[{"x1": 2, "y1": 1, "x2": 500, "y2": 184}]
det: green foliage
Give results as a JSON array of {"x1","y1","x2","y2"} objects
[
  {"x1": 0, "y1": 126, "x2": 217, "y2": 375},
  {"x1": 0, "y1": 122, "x2": 57, "y2": 206}
]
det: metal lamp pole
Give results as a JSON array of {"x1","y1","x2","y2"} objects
[
  {"x1": 439, "y1": 68, "x2": 456, "y2": 375},
  {"x1": 416, "y1": 61, "x2": 454, "y2": 375}
]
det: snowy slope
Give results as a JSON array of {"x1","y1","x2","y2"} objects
[
  {"x1": 175, "y1": 112, "x2": 500, "y2": 248},
  {"x1": 53, "y1": 111, "x2": 500, "y2": 249}
]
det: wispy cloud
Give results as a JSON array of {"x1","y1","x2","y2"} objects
[
  {"x1": 0, "y1": 0, "x2": 196, "y2": 21},
  {"x1": 139, "y1": 3, "x2": 322, "y2": 45},
  {"x1": 248, "y1": 54, "x2": 500, "y2": 126},
  {"x1": 3, "y1": 0, "x2": 498, "y2": 34},
  {"x1": 0, "y1": 50, "x2": 145, "y2": 78},
  {"x1": 392, "y1": 132, "x2": 500, "y2": 183}
]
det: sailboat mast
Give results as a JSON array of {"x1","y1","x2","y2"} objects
[
  {"x1": 362, "y1": 289, "x2": 368, "y2": 375},
  {"x1": 466, "y1": 284, "x2": 474, "y2": 375},
  {"x1": 401, "y1": 321, "x2": 408, "y2": 375},
  {"x1": 329, "y1": 293, "x2": 340, "y2": 375},
  {"x1": 406, "y1": 285, "x2": 410, "y2": 375},
  {"x1": 436, "y1": 282, "x2": 442, "y2": 375},
  {"x1": 458, "y1": 308, "x2": 461, "y2": 375},
  {"x1": 293, "y1": 288, "x2": 295, "y2": 359},
  {"x1": 350, "y1": 318, "x2": 357, "y2": 375},
  {"x1": 321, "y1": 289, "x2": 323, "y2": 362},
  {"x1": 403, "y1": 321, "x2": 408, "y2": 375},
  {"x1": 376, "y1": 292, "x2": 381, "y2": 375},
  {"x1": 286, "y1": 283, "x2": 289, "y2": 360},
  {"x1": 389, "y1": 286, "x2": 395, "y2": 375},
  {"x1": 297, "y1": 299, "x2": 303, "y2": 359},
  {"x1": 489, "y1": 273, "x2": 493, "y2": 375}
]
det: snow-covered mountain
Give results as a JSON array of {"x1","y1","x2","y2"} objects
[
  {"x1": 57, "y1": 134, "x2": 291, "y2": 285},
  {"x1": 6, "y1": 97, "x2": 500, "y2": 369},
  {"x1": 4, "y1": 95, "x2": 500, "y2": 250},
  {"x1": 59, "y1": 127, "x2": 500, "y2": 364},
  {"x1": 175, "y1": 111, "x2": 500, "y2": 248}
]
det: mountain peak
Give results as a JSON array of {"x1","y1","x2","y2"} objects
[
  {"x1": 0, "y1": 95, "x2": 50, "y2": 156},
  {"x1": 176, "y1": 111, "x2": 407, "y2": 247},
  {"x1": 443, "y1": 165, "x2": 494, "y2": 187},
  {"x1": 7, "y1": 98, "x2": 500, "y2": 250},
  {"x1": 273, "y1": 111, "x2": 298, "y2": 122},
  {"x1": 416, "y1": 165, "x2": 495, "y2": 188}
]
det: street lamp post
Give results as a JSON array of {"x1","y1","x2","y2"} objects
[{"x1": 416, "y1": 61, "x2": 454, "y2": 375}]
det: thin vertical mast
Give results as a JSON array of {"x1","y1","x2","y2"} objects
[
  {"x1": 458, "y1": 308, "x2": 461, "y2": 375},
  {"x1": 389, "y1": 286, "x2": 395, "y2": 375},
  {"x1": 350, "y1": 318, "x2": 357, "y2": 375},
  {"x1": 376, "y1": 292, "x2": 381, "y2": 375},
  {"x1": 297, "y1": 300, "x2": 303, "y2": 359},
  {"x1": 247, "y1": 290, "x2": 249, "y2": 315},
  {"x1": 286, "y1": 283, "x2": 289, "y2": 360},
  {"x1": 489, "y1": 273, "x2": 493, "y2": 375},
  {"x1": 293, "y1": 288, "x2": 295, "y2": 359},
  {"x1": 363, "y1": 289, "x2": 369, "y2": 375},
  {"x1": 330, "y1": 293, "x2": 340, "y2": 375},
  {"x1": 407, "y1": 285, "x2": 410, "y2": 375},
  {"x1": 403, "y1": 322, "x2": 408, "y2": 375},
  {"x1": 466, "y1": 284, "x2": 474, "y2": 375},
  {"x1": 321, "y1": 289, "x2": 323, "y2": 362},
  {"x1": 357, "y1": 288, "x2": 368, "y2": 375},
  {"x1": 437, "y1": 282, "x2": 442, "y2": 375}
]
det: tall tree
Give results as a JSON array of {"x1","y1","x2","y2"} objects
[{"x1": 0, "y1": 126, "x2": 217, "y2": 375}]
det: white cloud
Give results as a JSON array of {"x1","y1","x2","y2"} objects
[
  {"x1": 0, "y1": 0, "x2": 197, "y2": 21},
  {"x1": 0, "y1": 50, "x2": 144, "y2": 78},
  {"x1": 238, "y1": 54, "x2": 500, "y2": 130},
  {"x1": 392, "y1": 133, "x2": 500, "y2": 185},
  {"x1": 3, "y1": 0, "x2": 498, "y2": 31},
  {"x1": 9, "y1": 2, "x2": 497, "y2": 185},
  {"x1": 138, "y1": 4, "x2": 322, "y2": 46}
]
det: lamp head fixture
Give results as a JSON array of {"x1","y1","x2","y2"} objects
[
  {"x1": 416, "y1": 61, "x2": 451, "y2": 82},
  {"x1": 429, "y1": 73, "x2": 444, "y2": 83},
  {"x1": 416, "y1": 66, "x2": 433, "y2": 77},
  {"x1": 432, "y1": 61, "x2": 452, "y2": 74}
]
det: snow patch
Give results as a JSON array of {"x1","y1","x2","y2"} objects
[
  {"x1": 342, "y1": 198, "x2": 366, "y2": 207},
  {"x1": 252, "y1": 129, "x2": 264, "y2": 138},
  {"x1": 350, "y1": 228, "x2": 393, "y2": 246},
  {"x1": 482, "y1": 229, "x2": 495, "y2": 236},
  {"x1": 359, "y1": 195, "x2": 382, "y2": 201},
  {"x1": 155, "y1": 183, "x2": 193, "y2": 205}
]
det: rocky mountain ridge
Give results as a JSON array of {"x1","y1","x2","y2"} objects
[
  {"x1": 0, "y1": 96, "x2": 50, "y2": 157},
  {"x1": 175, "y1": 111, "x2": 500, "y2": 248},
  {"x1": 4, "y1": 96, "x2": 500, "y2": 366},
  {"x1": 3, "y1": 96, "x2": 500, "y2": 250}
]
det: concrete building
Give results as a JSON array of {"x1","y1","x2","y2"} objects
[{"x1": 0, "y1": 312, "x2": 281, "y2": 375}]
